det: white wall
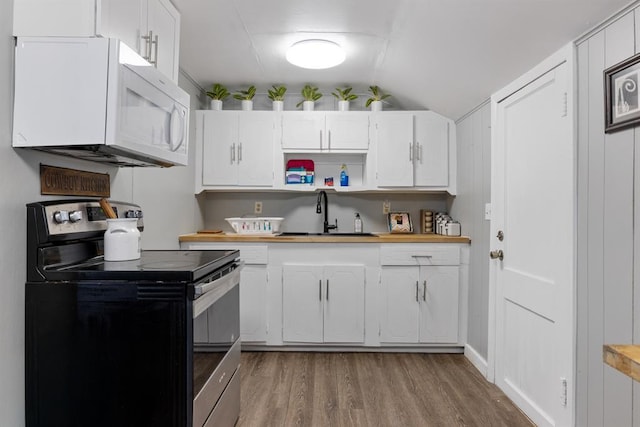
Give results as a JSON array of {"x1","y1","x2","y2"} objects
[
  {"x1": 0, "y1": 3, "x2": 203, "y2": 424},
  {"x1": 451, "y1": 102, "x2": 491, "y2": 368},
  {"x1": 202, "y1": 192, "x2": 449, "y2": 234},
  {"x1": 576, "y1": 6, "x2": 640, "y2": 425}
]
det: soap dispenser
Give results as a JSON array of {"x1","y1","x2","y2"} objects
[{"x1": 354, "y1": 213, "x2": 363, "y2": 233}]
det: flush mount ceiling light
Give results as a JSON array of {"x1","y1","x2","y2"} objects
[{"x1": 286, "y1": 39, "x2": 345, "y2": 69}]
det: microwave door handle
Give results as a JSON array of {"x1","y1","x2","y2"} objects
[{"x1": 169, "y1": 106, "x2": 185, "y2": 152}]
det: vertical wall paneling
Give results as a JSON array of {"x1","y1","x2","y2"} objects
[
  {"x1": 453, "y1": 102, "x2": 491, "y2": 368},
  {"x1": 576, "y1": 39, "x2": 590, "y2": 427},
  {"x1": 603, "y1": 13, "x2": 635, "y2": 427}
]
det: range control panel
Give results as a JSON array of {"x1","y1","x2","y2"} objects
[{"x1": 44, "y1": 201, "x2": 144, "y2": 236}]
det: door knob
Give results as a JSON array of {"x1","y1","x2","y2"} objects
[{"x1": 490, "y1": 250, "x2": 504, "y2": 261}]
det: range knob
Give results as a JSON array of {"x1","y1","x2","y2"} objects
[
  {"x1": 53, "y1": 210, "x2": 69, "y2": 224},
  {"x1": 125, "y1": 210, "x2": 143, "y2": 219},
  {"x1": 68, "y1": 210, "x2": 83, "y2": 223}
]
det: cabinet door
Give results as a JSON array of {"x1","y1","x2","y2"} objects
[
  {"x1": 282, "y1": 265, "x2": 324, "y2": 343},
  {"x1": 323, "y1": 265, "x2": 365, "y2": 343},
  {"x1": 419, "y1": 266, "x2": 459, "y2": 343},
  {"x1": 375, "y1": 113, "x2": 414, "y2": 187},
  {"x1": 281, "y1": 113, "x2": 324, "y2": 150},
  {"x1": 146, "y1": 0, "x2": 181, "y2": 82},
  {"x1": 202, "y1": 112, "x2": 238, "y2": 186},
  {"x1": 379, "y1": 266, "x2": 420, "y2": 343},
  {"x1": 237, "y1": 113, "x2": 275, "y2": 186},
  {"x1": 414, "y1": 112, "x2": 449, "y2": 187},
  {"x1": 101, "y1": 0, "x2": 145, "y2": 54},
  {"x1": 325, "y1": 113, "x2": 369, "y2": 150},
  {"x1": 240, "y1": 265, "x2": 268, "y2": 342}
]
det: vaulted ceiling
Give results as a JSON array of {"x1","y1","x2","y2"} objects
[{"x1": 173, "y1": 0, "x2": 632, "y2": 120}]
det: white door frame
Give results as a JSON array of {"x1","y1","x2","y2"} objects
[{"x1": 487, "y1": 43, "x2": 577, "y2": 424}]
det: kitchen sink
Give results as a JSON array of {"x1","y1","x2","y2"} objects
[{"x1": 277, "y1": 232, "x2": 378, "y2": 237}]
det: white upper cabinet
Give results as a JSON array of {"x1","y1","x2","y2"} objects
[
  {"x1": 374, "y1": 111, "x2": 455, "y2": 193},
  {"x1": 197, "y1": 111, "x2": 276, "y2": 189},
  {"x1": 13, "y1": 0, "x2": 181, "y2": 83},
  {"x1": 281, "y1": 112, "x2": 370, "y2": 152}
]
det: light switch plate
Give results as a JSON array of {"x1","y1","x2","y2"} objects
[
  {"x1": 383, "y1": 200, "x2": 390, "y2": 214},
  {"x1": 484, "y1": 203, "x2": 491, "y2": 220}
]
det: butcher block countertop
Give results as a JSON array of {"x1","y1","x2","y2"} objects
[
  {"x1": 179, "y1": 232, "x2": 471, "y2": 244},
  {"x1": 603, "y1": 345, "x2": 640, "y2": 381}
]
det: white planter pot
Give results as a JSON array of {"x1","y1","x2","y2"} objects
[
  {"x1": 302, "y1": 100, "x2": 315, "y2": 111},
  {"x1": 241, "y1": 100, "x2": 253, "y2": 111},
  {"x1": 210, "y1": 99, "x2": 223, "y2": 111},
  {"x1": 370, "y1": 100, "x2": 382, "y2": 112},
  {"x1": 272, "y1": 100, "x2": 284, "y2": 111},
  {"x1": 338, "y1": 100, "x2": 350, "y2": 111}
]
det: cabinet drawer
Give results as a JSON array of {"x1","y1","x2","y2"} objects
[
  {"x1": 380, "y1": 245, "x2": 459, "y2": 266},
  {"x1": 236, "y1": 246, "x2": 268, "y2": 264}
]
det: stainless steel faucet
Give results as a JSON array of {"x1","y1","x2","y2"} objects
[{"x1": 316, "y1": 190, "x2": 338, "y2": 233}]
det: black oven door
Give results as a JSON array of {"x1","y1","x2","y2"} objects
[{"x1": 192, "y1": 264, "x2": 241, "y2": 427}]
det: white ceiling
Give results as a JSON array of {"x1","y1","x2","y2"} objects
[{"x1": 173, "y1": 0, "x2": 633, "y2": 120}]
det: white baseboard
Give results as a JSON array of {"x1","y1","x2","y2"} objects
[{"x1": 464, "y1": 344, "x2": 488, "y2": 379}]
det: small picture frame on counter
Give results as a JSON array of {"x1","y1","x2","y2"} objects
[{"x1": 387, "y1": 212, "x2": 413, "y2": 233}]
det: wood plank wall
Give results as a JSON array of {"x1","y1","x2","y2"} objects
[
  {"x1": 576, "y1": 8, "x2": 640, "y2": 426},
  {"x1": 452, "y1": 102, "x2": 491, "y2": 369}
]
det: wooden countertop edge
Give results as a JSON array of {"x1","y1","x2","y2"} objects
[
  {"x1": 603, "y1": 345, "x2": 640, "y2": 382},
  {"x1": 178, "y1": 233, "x2": 471, "y2": 244}
]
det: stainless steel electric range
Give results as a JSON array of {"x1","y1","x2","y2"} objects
[{"x1": 25, "y1": 199, "x2": 241, "y2": 427}]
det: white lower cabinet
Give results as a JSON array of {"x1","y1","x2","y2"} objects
[
  {"x1": 380, "y1": 266, "x2": 459, "y2": 343},
  {"x1": 282, "y1": 264, "x2": 365, "y2": 344}
]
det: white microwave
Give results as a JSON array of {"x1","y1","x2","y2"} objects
[{"x1": 13, "y1": 37, "x2": 190, "y2": 167}]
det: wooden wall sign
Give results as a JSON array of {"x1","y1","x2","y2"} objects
[{"x1": 40, "y1": 164, "x2": 110, "y2": 197}]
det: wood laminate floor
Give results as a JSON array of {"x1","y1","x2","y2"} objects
[{"x1": 238, "y1": 351, "x2": 534, "y2": 427}]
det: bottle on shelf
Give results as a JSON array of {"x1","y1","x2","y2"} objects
[{"x1": 340, "y1": 164, "x2": 349, "y2": 186}]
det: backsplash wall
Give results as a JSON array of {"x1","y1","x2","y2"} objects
[{"x1": 203, "y1": 192, "x2": 451, "y2": 234}]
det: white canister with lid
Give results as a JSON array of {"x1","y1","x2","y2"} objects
[{"x1": 104, "y1": 218, "x2": 141, "y2": 261}]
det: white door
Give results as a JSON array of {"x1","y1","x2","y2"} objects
[
  {"x1": 323, "y1": 265, "x2": 365, "y2": 343},
  {"x1": 202, "y1": 112, "x2": 237, "y2": 186},
  {"x1": 281, "y1": 112, "x2": 324, "y2": 150},
  {"x1": 419, "y1": 266, "x2": 459, "y2": 343},
  {"x1": 375, "y1": 113, "x2": 414, "y2": 187},
  {"x1": 282, "y1": 265, "x2": 323, "y2": 343},
  {"x1": 239, "y1": 265, "x2": 267, "y2": 342},
  {"x1": 414, "y1": 111, "x2": 449, "y2": 187},
  {"x1": 491, "y1": 55, "x2": 573, "y2": 427},
  {"x1": 237, "y1": 113, "x2": 274, "y2": 186},
  {"x1": 325, "y1": 113, "x2": 369, "y2": 150},
  {"x1": 379, "y1": 266, "x2": 420, "y2": 343}
]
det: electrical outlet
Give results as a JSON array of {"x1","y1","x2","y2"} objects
[
  {"x1": 254, "y1": 201, "x2": 263, "y2": 214},
  {"x1": 382, "y1": 200, "x2": 391, "y2": 214}
]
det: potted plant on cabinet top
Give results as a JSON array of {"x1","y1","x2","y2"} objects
[
  {"x1": 366, "y1": 85, "x2": 391, "y2": 111},
  {"x1": 205, "y1": 83, "x2": 230, "y2": 111},
  {"x1": 268, "y1": 85, "x2": 287, "y2": 111},
  {"x1": 296, "y1": 85, "x2": 322, "y2": 111},
  {"x1": 332, "y1": 86, "x2": 358, "y2": 111},
  {"x1": 234, "y1": 85, "x2": 257, "y2": 111}
]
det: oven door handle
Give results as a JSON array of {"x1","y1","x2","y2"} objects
[{"x1": 193, "y1": 261, "x2": 244, "y2": 319}]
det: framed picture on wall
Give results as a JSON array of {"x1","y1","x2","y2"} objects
[{"x1": 605, "y1": 52, "x2": 640, "y2": 133}]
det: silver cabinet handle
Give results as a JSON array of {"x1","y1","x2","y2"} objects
[
  {"x1": 326, "y1": 279, "x2": 329, "y2": 300},
  {"x1": 319, "y1": 279, "x2": 322, "y2": 301},
  {"x1": 416, "y1": 142, "x2": 423, "y2": 162},
  {"x1": 141, "y1": 30, "x2": 154, "y2": 61},
  {"x1": 328, "y1": 130, "x2": 331, "y2": 150},
  {"x1": 238, "y1": 142, "x2": 243, "y2": 162},
  {"x1": 415, "y1": 281, "x2": 419, "y2": 302},
  {"x1": 320, "y1": 129, "x2": 323, "y2": 150},
  {"x1": 230, "y1": 143, "x2": 236, "y2": 163},
  {"x1": 152, "y1": 34, "x2": 159, "y2": 67},
  {"x1": 409, "y1": 143, "x2": 414, "y2": 162},
  {"x1": 423, "y1": 280, "x2": 427, "y2": 301}
]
